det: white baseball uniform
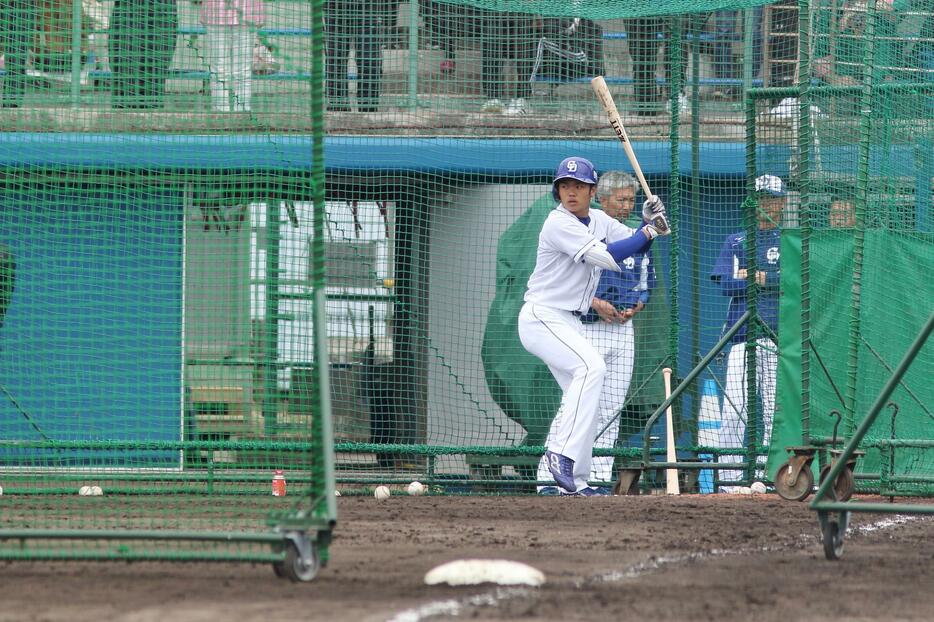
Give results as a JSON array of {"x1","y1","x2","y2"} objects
[
  {"x1": 719, "y1": 338, "x2": 777, "y2": 487},
  {"x1": 518, "y1": 204, "x2": 637, "y2": 493}
]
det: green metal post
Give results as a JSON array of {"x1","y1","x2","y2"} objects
[
  {"x1": 407, "y1": 0, "x2": 420, "y2": 109},
  {"x1": 668, "y1": 15, "x2": 682, "y2": 391},
  {"x1": 310, "y1": 0, "x2": 338, "y2": 526},
  {"x1": 642, "y1": 311, "x2": 753, "y2": 468},
  {"x1": 263, "y1": 199, "x2": 281, "y2": 436},
  {"x1": 797, "y1": 0, "x2": 813, "y2": 445},
  {"x1": 743, "y1": 8, "x2": 754, "y2": 93},
  {"x1": 743, "y1": 83, "x2": 758, "y2": 485},
  {"x1": 71, "y1": 0, "x2": 83, "y2": 107},
  {"x1": 844, "y1": 0, "x2": 880, "y2": 438},
  {"x1": 689, "y1": 15, "x2": 701, "y2": 426}
]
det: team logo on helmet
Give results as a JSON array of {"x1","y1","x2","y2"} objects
[{"x1": 552, "y1": 157, "x2": 598, "y2": 200}]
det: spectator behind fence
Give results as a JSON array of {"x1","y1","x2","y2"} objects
[
  {"x1": 828, "y1": 196, "x2": 856, "y2": 229},
  {"x1": 529, "y1": 17, "x2": 605, "y2": 86},
  {"x1": 479, "y1": 9, "x2": 537, "y2": 116},
  {"x1": 420, "y1": 1, "x2": 456, "y2": 74},
  {"x1": 200, "y1": 0, "x2": 265, "y2": 112},
  {"x1": 711, "y1": 8, "x2": 763, "y2": 99},
  {"x1": 0, "y1": 1, "x2": 35, "y2": 108},
  {"x1": 326, "y1": 1, "x2": 397, "y2": 112},
  {"x1": 109, "y1": 0, "x2": 178, "y2": 109},
  {"x1": 83, "y1": 0, "x2": 112, "y2": 77},
  {"x1": 624, "y1": 16, "x2": 689, "y2": 116}
]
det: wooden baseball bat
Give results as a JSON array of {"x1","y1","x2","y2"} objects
[
  {"x1": 590, "y1": 76, "x2": 669, "y2": 235},
  {"x1": 662, "y1": 367, "x2": 680, "y2": 495},
  {"x1": 590, "y1": 76, "x2": 654, "y2": 200}
]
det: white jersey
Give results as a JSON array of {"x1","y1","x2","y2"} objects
[{"x1": 524, "y1": 205, "x2": 635, "y2": 313}]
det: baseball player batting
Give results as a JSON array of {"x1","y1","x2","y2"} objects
[{"x1": 518, "y1": 156, "x2": 670, "y2": 496}]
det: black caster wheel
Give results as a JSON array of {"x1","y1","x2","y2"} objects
[
  {"x1": 273, "y1": 540, "x2": 320, "y2": 582},
  {"x1": 774, "y1": 460, "x2": 814, "y2": 501},
  {"x1": 819, "y1": 465, "x2": 855, "y2": 502},
  {"x1": 822, "y1": 519, "x2": 844, "y2": 560}
]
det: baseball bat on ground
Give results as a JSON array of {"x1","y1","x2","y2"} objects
[
  {"x1": 662, "y1": 367, "x2": 680, "y2": 495},
  {"x1": 590, "y1": 76, "x2": 669, "y2": 234}
]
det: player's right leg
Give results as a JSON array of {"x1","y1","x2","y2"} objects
[
  {"x1": 519, "y1": 303, "x2": 606, "y2": 492},
  {"x1": 719, "y1": 342, "x2": 747, "y2": 491}
]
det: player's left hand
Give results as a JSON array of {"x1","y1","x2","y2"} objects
[
  {"x1": 642, "y1": 196, "x2": 666, "y2": 222},
  {"x1": 592, "y1": 298, "x2": 621, "y2": 323},
  {"x1": 642, "y1": 213, "x2": 671, "y2": 238}
]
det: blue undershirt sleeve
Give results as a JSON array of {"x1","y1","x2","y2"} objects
[{"x1": 606, "y1": 231, "x2": 651, "y2": 264}]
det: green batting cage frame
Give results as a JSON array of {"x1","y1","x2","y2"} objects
[
  {"x1": 812, "y1": 313, "x2": 934, "y2": 560},
  {"x1": 0, "y1": 1, "x2": 335, "y2": 581},
  {"x1": 748, "y1": 0, "x2": 934, "y2": 504},
  {"x1": 0, "y1": 2, "x2": 932, "y2": 573}
]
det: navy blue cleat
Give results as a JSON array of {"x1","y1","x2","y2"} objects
[
  {"x1": 544, "y1": 450, "x2": 576, "y2": 492},
  {"x1": 537, "y1": 486, "x2": 561, "y2": 496}
]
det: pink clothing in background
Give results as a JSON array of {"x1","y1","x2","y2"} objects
[{"x1": 200, "y1": 0, "x2": 266, "y2": 27}]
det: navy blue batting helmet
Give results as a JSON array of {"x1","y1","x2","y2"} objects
[{"x1": 552, "y1": 157, "x2": 598, "y2": 201}]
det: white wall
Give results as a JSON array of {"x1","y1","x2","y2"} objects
[{"x1": 426, "y1": 184, "x2": 551, "y2": 462}]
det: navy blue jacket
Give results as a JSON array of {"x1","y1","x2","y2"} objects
[{"x1": 710, "y1": 228, "x2": 781, "y2": 343}]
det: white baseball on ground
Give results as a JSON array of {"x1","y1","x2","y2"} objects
[
  {"x1": 78, "y1": 486, "x2": 92, "y2": 496},
  {"x1": 407, "y1": 481, "x2": 425, "y2": 496},
  {"x1": 750, "y1": 481, "x2": 767, "y2": 494},
  {"x1": 374, "y1": 485, "x2": 391, "y2": 500},
  {"x1": 334, "y1": 490, "x2": 341, "y2": 497},
  {"x1": 90, "y1": 486, "x2": 103, "y2": 496}
]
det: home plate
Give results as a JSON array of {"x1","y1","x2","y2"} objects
[{"x1": 424, "y1": 559, "x2": 545, "y2": 587}]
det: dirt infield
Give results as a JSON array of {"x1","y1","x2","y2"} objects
[{"x1": 1, "y1": 493, "x2": 932, "y2": 621}]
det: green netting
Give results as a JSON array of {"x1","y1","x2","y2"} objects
[
  {"x1": 761, "y1": 0, "x2": 934, "y2": 495},
  {"x1": 432, "y1": 1, "x2": 776, "y2": 20},
  {"x1": 0, "y1": 0, "x2": 932, "y2": 567},
  {"x1": 0, "y1": 0, "x2": 336, "y2": 571}
]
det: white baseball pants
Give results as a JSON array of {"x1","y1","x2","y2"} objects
[
  {"x1": 205, "y1": 25, "x2": 254, "y2": 112},
  {"x1": 533, "y1": 320, "x2": 635, "y2": 486},
  {"x1": 718, "y1": 338, "x2": 777, "y2": 489},
  {"x1": 519, "y1": 302, "x2": 606, "y2": 492},
  {"x1": 583, "y1": 320, "x2": 635, "y2": 483}
]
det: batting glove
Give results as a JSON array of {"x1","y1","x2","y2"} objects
[
  {"x1": 641, "y1": 196, "x2": 666, "y2": 222},
  {"x1": 642, "y1": 213, "x2": 671, "y2": 239}
]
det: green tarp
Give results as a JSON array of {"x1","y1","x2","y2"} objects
[{"x1": 771, "y1": 230, "x2": 934, "y2": 480}]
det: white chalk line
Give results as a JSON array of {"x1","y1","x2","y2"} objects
[
  {"x1": 387, "y1": 587, "x2": 534, "y2": 622},
  {"x1": 386, "y1": 514, "x2": 929, "y2": 622}
]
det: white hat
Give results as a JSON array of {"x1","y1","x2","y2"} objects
[{"x1": 755, "y1": 175, "x2": 786, "y2": 197}]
